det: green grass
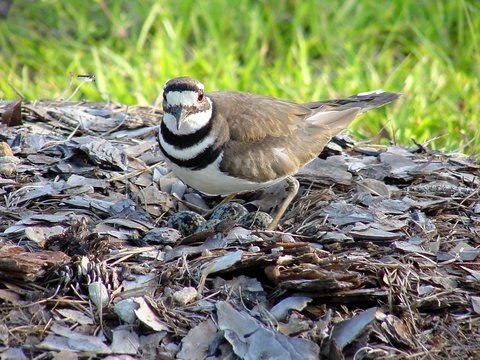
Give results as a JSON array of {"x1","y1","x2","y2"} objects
[{"x1": 0, "y1": 0, "x2": 479, "y2": 154}]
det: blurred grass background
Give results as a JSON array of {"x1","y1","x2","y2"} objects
[{"x1": 0, "y1": 0, "x2": 478, "y2": 153}]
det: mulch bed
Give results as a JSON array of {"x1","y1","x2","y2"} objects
[{"x1": 0, "y1": 100, "x2": 479, "y2": 359}]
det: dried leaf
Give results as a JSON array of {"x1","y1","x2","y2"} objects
[
  {"x1": 451, "y1": 241, "x2": 480, "y2": 261},
  {"x1": 202, "y1": 250, "x2": 243, "y2": 276},
  {"x1": 323, "y1": 203, "x2": 375, "y2": 226},
  {"x1": 356, "y1": 178, "x2": 391, "y2": 197},
  {"x1": 78, "y1": 138, "x2": 127, "y2": 170},
  {"x1": 216, "y1": 301, "x2": 320, "y2": 360},
  {"x1": 56, "y1": 309, "x2": 94, "y2": 325},
  {"x1": 380, "y1": 315, "x2": 414, "y2": 348},
  {"x1": 270, "y1": 296, "x2": 313, "y2": 321},
  {"x1": 110, "y1": 327, "x2": 139, "y2": 355},
  {"x1": 177, "y1": 319, "x2": 217, "y2": 360},
  {"x1": 298, "y1": 157, "x2": 352, "y2": 185},
  {"x1": 327, "y1": 307, "x2": 377, "y2": 353},
  {"x1": 349, "y1": 225, "x2": 401, "y2": 241},
  {"x1": 0, "y1": 289, "x2": 22, "y2": 305},
  {"x1": 133, "y1": 297, "x2": 169, "y2": 331},
  {"x1": 394, "y1": 241, "x2": 435, "y2": 256},
  {"x1": 24, "y1": 225, "x2": 65, "y2": 244},
  {"x1": 122, "y1": 273, "x2": 157, "y2": 297},
  {"x1": 39, "y1": 323, "x2": 111, "y2": 354},
  {"x1": 277, "y1": 313, "x2": 311, "y2": 336},
  {"x1": 0, "y1": 348, "x2": 28, "y2": 360}
]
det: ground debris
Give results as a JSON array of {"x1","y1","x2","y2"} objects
[
  {"x1": 0, "y1": 245, "x2": 70, "y2": 281},
  {"x1": 216, "y1": 301, "x2": 320, "y2": 359},
  {"x1": 0, "y1": 100, "x2": 479, "y2": 359}
]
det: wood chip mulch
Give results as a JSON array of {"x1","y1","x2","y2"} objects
[{"x1": 0, "y1": 100, "x2": 479, "y2": 359}]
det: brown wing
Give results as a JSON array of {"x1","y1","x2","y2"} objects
[
  {"x1": 207, "y1": 91, "x2": 311, "y2": 141},
  {"x1": 207, "y1": 91, "x2": 360, "y2": 183}
]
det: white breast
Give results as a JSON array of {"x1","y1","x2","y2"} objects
[
  {"x1": 159, "y1": 133, "x2": 217, "y2": 160},
  {"x1": 166, "y1": 154, "x2": 285, "y2": 196}
]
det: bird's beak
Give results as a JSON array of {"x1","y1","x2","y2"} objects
[{"x1": 172, "y1": 107, "x2": 188, "y2": 130}]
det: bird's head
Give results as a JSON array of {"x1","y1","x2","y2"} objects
[{"x1": 162, "y1": 77, "x2": 212, "y2": 133}]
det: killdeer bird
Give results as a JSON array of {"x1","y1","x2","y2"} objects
[{"x1": 158, "y1": 77, "x2": 400, "y2": 229}]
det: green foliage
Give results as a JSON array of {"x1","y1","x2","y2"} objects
[{"x1": 0, "y1": 0, "x2": 478, "y2": 153}]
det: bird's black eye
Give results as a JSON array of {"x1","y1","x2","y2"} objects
[{"x1": 197, "y1": 91, "x2": 204, "y2": 101}]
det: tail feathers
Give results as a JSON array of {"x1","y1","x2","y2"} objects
[
  {"x1": 305, "y1": 91, "x2": 401, "y2": 114},
  {"x1": 347, "y1": 90, "x2": 402, "y2": 113}
]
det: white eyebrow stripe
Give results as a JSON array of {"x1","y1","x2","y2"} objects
[{"x1": 166, "y1": 91, "x2": 199, "y2": 106}]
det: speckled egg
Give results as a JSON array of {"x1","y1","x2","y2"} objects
[
  {"x1": 210, "y1": 202, "x2": 249, "y2": 222},
  {"x1": 167, "y1": 211, "x2": 206, "y2": 236},
  {"x1": 196, "y1": 218, "x2": 222, "y2": 233},
  {"x1": 238, "y1": 211, "x2": 273, "y2": 230}
]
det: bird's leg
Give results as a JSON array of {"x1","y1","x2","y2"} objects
[
  {"x1": 203, "y1": 193, "x2": 237, "y2": 218},
  {"x1": 267, "y1": 176, "x2": 299, "y2": 230}
]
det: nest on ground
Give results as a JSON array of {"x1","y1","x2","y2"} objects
[{"x1": 0, "y1": 100, "x2": 479, "y2": 359}]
